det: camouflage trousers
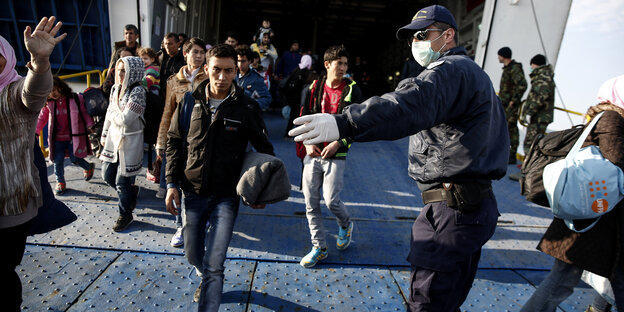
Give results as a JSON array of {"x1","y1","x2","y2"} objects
[
  {"x1": 524, "y1": 122, "x2": 549, "y2": 155},
  {"x1": 505, "y1": 104, "x2": 519, "y2": 156}
]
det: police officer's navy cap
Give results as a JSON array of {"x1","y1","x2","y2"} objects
[{"x1": 396, "y1": 5, "x2": 458, "y2": 40}]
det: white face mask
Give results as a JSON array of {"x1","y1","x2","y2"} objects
[{"x1": 411, "y1": 31, "x2": 447, "y2": 67}]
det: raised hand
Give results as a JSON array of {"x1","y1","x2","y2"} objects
[{"x1": 23, "y1": 16, "x2": 67, "y2": 72}]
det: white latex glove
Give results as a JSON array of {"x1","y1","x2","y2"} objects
[
  {"x1": 288, "y1": 113, "x2": 339, "y2": 145},
  {"x1": 525, "y1": 115, "x2": 531, "y2": 124}
]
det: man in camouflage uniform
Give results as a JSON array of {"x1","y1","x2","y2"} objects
[
  {"x1": 498, "y1": 47, "x2": 527, "y2": 164},
  {"x1": 520, "y1": 54, "x2": 555, "y2": 154}
]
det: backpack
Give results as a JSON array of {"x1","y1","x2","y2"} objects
[
  {"x1": 543, "y1": 112, "x2": 624, "y2": 232},
  {"x1": 519, "y1": 124, "x2": 585, "y2": 206},
  {"x1": 82, "y1": 87, "x2": 109, "y2": 117},
  {"x1": 295, "y1": 80, "x2": 318, "y2": 160},
  {"x1": 279, "y1": 68, "x2": 307, "y2": 97},
  {"x1": 129, "y1": 82, "x2": 164, "y2": 145}
]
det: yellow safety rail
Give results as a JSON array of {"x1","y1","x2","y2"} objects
[
  {"x1": 58, "y1": 69, "x2": 104, "y2": 88},
  {"x1": 39, "y1": 69, "x2": 107, "y2": 156},
  {"x1": 555, "y1": 106, "x2": 585, "y2": 116}
]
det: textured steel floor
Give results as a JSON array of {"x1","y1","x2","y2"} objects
[{"x1": 19, "y1": 112, "x2": 606, "y2": 311}]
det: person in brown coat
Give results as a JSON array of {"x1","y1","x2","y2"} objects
[
  {"x1": 520, "y1": 75, "x2": 624, "y2": 312},
  {"x1": 155, "y1": 37, "x2": 208, "y2": 248}
]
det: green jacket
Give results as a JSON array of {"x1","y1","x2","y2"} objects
[
  {"x1": 524, "y1": 64, "x2": 555, "y2": 124},
  {"x1": 499, "y1": 60, "x2": 527, "y2": 105}
]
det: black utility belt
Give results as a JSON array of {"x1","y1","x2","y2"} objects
[{"x1": 421, "y1": 182, "x2": 492, "y2": 213}]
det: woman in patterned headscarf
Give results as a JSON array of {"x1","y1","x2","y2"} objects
[
  {"x1": 0, "y1": 17, "x2": 66, "y2": 311},
  {"x1": 100, "y1": 56, "x2": 146, "y2": 232}
]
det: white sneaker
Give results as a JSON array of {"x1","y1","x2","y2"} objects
[
  {"x1": 170, "y1": 227, "x2": 184, "y2": 247},
  {"x1": 156, "y1": 187, "x2": 166, "y2": 199}
]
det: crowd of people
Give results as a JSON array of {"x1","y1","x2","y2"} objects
[{"x1": 1, "y1": 5, "x2": 623, "y2": 312}]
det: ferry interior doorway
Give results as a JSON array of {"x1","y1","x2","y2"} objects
[{"x1": 218, "y1": 0, "x2": 485, "y2": 97}]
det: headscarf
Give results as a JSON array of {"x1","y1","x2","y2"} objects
[
  {"x1": 299, "y1": 55, "x2": 312, "y2": 70},
  {"x1": 597, "y1": 74, "x2": 624, "y2": 110},
  {"x1": 114, "y1": 56, "x2": 145, "y2": 102},
  {"x1": 0, "y1": 35, "x2": 21, "y2": 92}
]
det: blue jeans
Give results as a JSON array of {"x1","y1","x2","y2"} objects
[
  {"x1": 53, "y1": 140, "x2": 91, "y2": 183},
  {"x1": 101, "y1": 161, "x2": 136, "y2": 217},
  {"x1": 520, "y1": 258, "x2": 624, "y2": 311},
  {"x1": 160, "y1": 155, "x2": 182, "y2": 227},
  {"x1": 182, "y1": 192, "x2": 239, "y2": 312}
]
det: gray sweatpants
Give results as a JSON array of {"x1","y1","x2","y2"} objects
[{"x1": 302, "y1": 155, "x2": 350, "y2": 249}]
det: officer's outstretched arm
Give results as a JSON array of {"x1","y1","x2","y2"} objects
[{"x1": 289, "y1": 113, "x2": 339, "y2": 145}]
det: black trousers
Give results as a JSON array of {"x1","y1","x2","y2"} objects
[
  {"x1": 407, "y1": 193, "x2": 499, "y2": 311},
  {"x1": 0, "y1": 220, "x2": 31, "y2": 312}
]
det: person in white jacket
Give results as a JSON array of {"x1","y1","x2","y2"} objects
[{"x1": 100, "y1": 56, "x2": 146, "y2": 232}]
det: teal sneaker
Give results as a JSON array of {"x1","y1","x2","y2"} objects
[
  {"x1": 336, "y1": 222, "x2": 353, "y2": 250},
  {"x1": 300, "y1": 247, "x2": 328, "y2": 268}
]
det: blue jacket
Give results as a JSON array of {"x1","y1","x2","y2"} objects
[
  {"x1": 235, "y1": 68, "x2": 272, "y2": 110},
  {"x1": 335, "y1": 47, "x2": 508, "y2": 189},
  {"x1": 276, "y1": 50, "x2": 302, "y2": 78}
]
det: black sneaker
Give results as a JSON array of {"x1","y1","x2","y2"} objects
[
  {"x1": 112, "y1": 214, "x2": 133, "y2": 232},
  {"x1": 193, "y1": 281, "x2": 202, "y2": 303}
]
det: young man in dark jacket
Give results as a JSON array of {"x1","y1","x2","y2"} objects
[
  {"x1": 159, "y1": 32, "x2": 186, "y2": 99},
  {"x1": 235, "y1": 47, "x2": 272, "y2": 110},
  {"x1": 289, "y1": 5, "x2": 508, "y2": 310},
  {"x1": 165, "y1": 44, "x2": 274, "y2": 312},
  {"x1": 298, "y1": 45, "x2": 364, "y2": 268},
  {"x1": 102, "y1": 24, "x2": 141, "y2": 97}
]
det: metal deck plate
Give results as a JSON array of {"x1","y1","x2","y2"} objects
[
  {"x1": 66, "y1": 252, "x2": 255, "y2": 311},
  {"x1": 228, "y1": 215, "x2": 412, "y2": 265},
  {"x1": 481, "y1": 225, "x2": 552, "y2": 270},
  {"x1": 18, "y1": 111, "x2": 608, "y2": 311},
  {"x1": 392, "y1": 268, "x2": 603, "y2": 312},
  {"x1": 249, "y1": 262, "x2": 406, "y2": 311},
  {"x1": 516, "y1": 269, "x2": 603, "y2": 312},
  {"x1": 31, "y1": 163, "x2": 185, "y2": 255},
  {"x1": 19, "y1": 245, "x2": 120, "y2": 311}
]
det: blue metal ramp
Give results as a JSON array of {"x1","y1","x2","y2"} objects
[{"x1": 19, "y1": 111, "x2": 608, "y2": 311}]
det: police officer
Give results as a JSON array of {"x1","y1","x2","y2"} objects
[
  {"x1": 498, "y1": 47, "x2": 528, "y2": 164},
  {"x1": 289, "y1": 5, "x2": 508, "y2": 311}
]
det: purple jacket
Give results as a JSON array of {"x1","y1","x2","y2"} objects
[{"x1": 36, "y1": 93, "x2": 94, "y2": 161}]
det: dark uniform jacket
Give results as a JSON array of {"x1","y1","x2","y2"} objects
[
  {"x1": 166, "y1": 80, "x2": 274, "y2": 197},
  {"x1": 334, "y1": 47, "x2": 509, "y2": 189},
  {"x1": 538, "y1": 104, "x2": 624, "y2": 278},
  {"x1": 301, "y1": 77, "x2": 363, "y2": 159}
]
